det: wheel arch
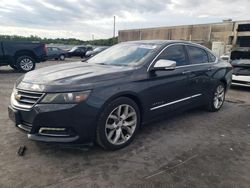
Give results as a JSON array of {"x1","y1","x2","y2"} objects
[
  {"x1": 100, "y1": 91, "x2": 145, "y2": 123},
  {"x1": 219, "y1": 78, "x2": 228, "y2": 90},
  {"x1": 14, "y1": 50, "x2": 36, "y2": 62}
]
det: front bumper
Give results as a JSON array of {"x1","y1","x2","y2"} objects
[
  {"x1": 8, "y1": 102, "x2": 99, "y2": 144},
  {"x1": 232, "y1": 75, "x2": 250, "y2": 87}
]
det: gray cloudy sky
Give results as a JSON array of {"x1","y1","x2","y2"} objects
[{"x1": 0, "y1": 0, "x2": 249, "y2": 40}]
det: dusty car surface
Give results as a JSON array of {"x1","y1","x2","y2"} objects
[{"x1": 8, "y1": 40, "x2": 233, "y2": 150}]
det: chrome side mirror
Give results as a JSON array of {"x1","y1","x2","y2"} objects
[{"x1": 153, "y1": 59, "x2": 176, "y2": 71}]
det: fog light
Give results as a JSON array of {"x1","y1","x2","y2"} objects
[{"x1": 39, "y1": 127, "x2": 70, "y2": 137}]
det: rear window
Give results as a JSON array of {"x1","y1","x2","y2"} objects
[
  {"x1": 187, "y1": 46, "x2": 209, "y2": 64},
  {"x1": 207, "y1": 52, "x2": 216, "y2": 62}
]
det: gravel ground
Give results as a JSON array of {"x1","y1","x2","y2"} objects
[{"x1": 0, "y1": 59, "x2": 249, "y2": 188}]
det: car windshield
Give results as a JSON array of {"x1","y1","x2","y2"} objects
[{"x1": 88, "y1": 43, "x2": 160, "y2": 66}]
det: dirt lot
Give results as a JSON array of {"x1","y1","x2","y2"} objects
[{"x1": 0, "y1": 59, "x2": 249, "y2": 188}]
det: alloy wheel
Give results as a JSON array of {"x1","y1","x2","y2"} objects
[
  {"x1": 213, "y1": 85, "x2": 225, "y2": 109},
  {"x1": 20, "y1": 58, "x2": 34, "y2": 71},
  {"x1": 105, "y1": 104, "x2": 137, "y2": 145}
]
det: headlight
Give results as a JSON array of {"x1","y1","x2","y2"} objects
[{"x1": 40, "y1": 90, "x2": 91, "y2": 104}]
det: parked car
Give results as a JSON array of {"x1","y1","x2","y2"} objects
[
  {"x1": 47, "y1": 47, "x2": 67, "y2": 61},
  {"x1": 231, "y1": 59, "x2": 250, "y2": 87},
  {"x1": 8, "y1": 40, "x2": 232, "y2": 150},
  {"x1": 67, "y1": 46, "x2": 93, "y2": 58},
  {"x1": 220, "y1": 53, "x2": 230, "y2": 62},
  {"x1": 0, "y1": 41, "x2": 47, "y2": 72},
  {"x1": 85, "y1": 46, "x2": 109, "y2": 57},
  {"x1": 230, "y1": 48, "x2": 250, "y2": 87}
]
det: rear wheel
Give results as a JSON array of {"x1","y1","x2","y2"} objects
[
  {"x1": 16, "y1": 55, "x2": 36, "y2": 72},
  {"x1": 96, "y1": 97, "x2": 140, "y2": 150},
  {"x1": 207, "y1": 82, "x2": 225, "y2": 112},
  {"x1": 59, "y1": 54, "x2": 65, "y2": 61}
]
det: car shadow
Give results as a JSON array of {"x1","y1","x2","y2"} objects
[{"x1": 0, "y1": 68, "x2": 22, "y2": 75}]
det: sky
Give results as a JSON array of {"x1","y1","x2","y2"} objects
[{"x1": 0, "y1": 0, "x2": 249, "y2": 40}]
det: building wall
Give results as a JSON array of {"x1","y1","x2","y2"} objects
[{"x1": 118, "y1": 21, "x2": 241, "y2": 49}]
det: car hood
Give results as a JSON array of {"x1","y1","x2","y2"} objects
[{"x1": 18, "y1": 62, "x2": 134, "y2": 92}]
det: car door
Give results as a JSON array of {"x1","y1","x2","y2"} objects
[
  {"x1": 80, "y1": 47, "x2": 87, "y2": 56},
  {"x1": 185, "y1": 45, "x2": 215, "y2": 105},
  {"x1": 73, "y1": 48, "x2": 80, "y2": 56},
  {"x1": 146, "y1": 44, "x2": 191, "y2": 117},
  {"x1": 52, "y1": 47, "x2": 60, "y2": 58},
  {"x1": 47, "y1": 47, "x2": 54, "y2": 59}
]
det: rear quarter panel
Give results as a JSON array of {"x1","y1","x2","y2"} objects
[{"x1": 212, "y1": 60, "x2": 233, "y2": 91}]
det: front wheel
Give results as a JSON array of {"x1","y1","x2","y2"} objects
[
  {"x1": 96, "y1": 97, "x2": 140, "y2": 150},
  {"x1": 16, "y1": 55, "x2": 36, "y2": 72},
  {"x1": 207, "y1": 82, "x2": 225, "y2": 112}
]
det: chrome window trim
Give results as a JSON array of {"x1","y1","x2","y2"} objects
[
  {"x1": 147, "y1": 43, "x2": 218, "y2": 72},
  {"x1": 150, "y1": 94, "x2": 202, "y2": 111}
]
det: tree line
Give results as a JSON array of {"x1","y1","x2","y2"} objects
[{"x1": 0, "y1": 35, "x2": 118, "y2": 46}]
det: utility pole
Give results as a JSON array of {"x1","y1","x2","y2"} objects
[{"x1": 113, "y1": 16, "x2": 116, "y2": 44}]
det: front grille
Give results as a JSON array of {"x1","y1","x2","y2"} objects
[
  {"x1": 12, "y1": 90, "x2": 44, "y2": 109},
  {"x1": 232, "y1": 80, "x2": 250, "y2": 85}
]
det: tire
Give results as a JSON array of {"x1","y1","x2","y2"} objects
[
  {"x1": 206, "y1": 82, "x2": 225, "y2": 112},
  {"x1": 16, "y1": 55, "x2": 36, "y2": 72},
  {"x1": 59, "y1": 54, "x2": 65, "y2": 61},
  {"x1": 96, "y1": 97, "x2": 140, "y2": 150}
]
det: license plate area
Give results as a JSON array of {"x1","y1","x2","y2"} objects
[{"x1": 8, "y1": 106, "x2": 21, "y2": 125}]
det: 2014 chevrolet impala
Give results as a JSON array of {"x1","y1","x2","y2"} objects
[{"x1": 8, "y1": 40, "x2": 233, "y2": 150}]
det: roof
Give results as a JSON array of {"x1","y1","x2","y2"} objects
[{"x1": 122, "y1": 39, "x2": 198, "y2": 46}]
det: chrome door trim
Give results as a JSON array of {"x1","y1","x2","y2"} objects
[
  {"x1": 150, "y1": 94, "x2": 202, "y2": 111},
  {"x1": 147, "y1": 43, "x2": 218, "y2": 72}
]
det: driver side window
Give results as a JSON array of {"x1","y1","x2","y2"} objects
[{"x1": 157, "y1": 45, "x2": 188, "y2": 66}]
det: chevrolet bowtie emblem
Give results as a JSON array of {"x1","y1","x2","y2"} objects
[{"x1": 14, "y1": 93, "x2": 21, "y2": 101}]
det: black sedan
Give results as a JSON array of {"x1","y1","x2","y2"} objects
[
  {"x1": 67, "y1": 46, "x2": 93, "y2": 58},
  {"x1": 85, "y1": 46, "x2": 109, "y2": 57},
  {"x1": 8, "y1": 40, "x2": 233, "y2": 150}
]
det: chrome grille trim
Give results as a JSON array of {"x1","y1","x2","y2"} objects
[{"x1": 11, "y1": 89, "x2": 45, "y2": 110}]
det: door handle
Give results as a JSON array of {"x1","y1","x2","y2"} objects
[{"x1": 182, "y1": 70, "x2": 192, "y2": 74}]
